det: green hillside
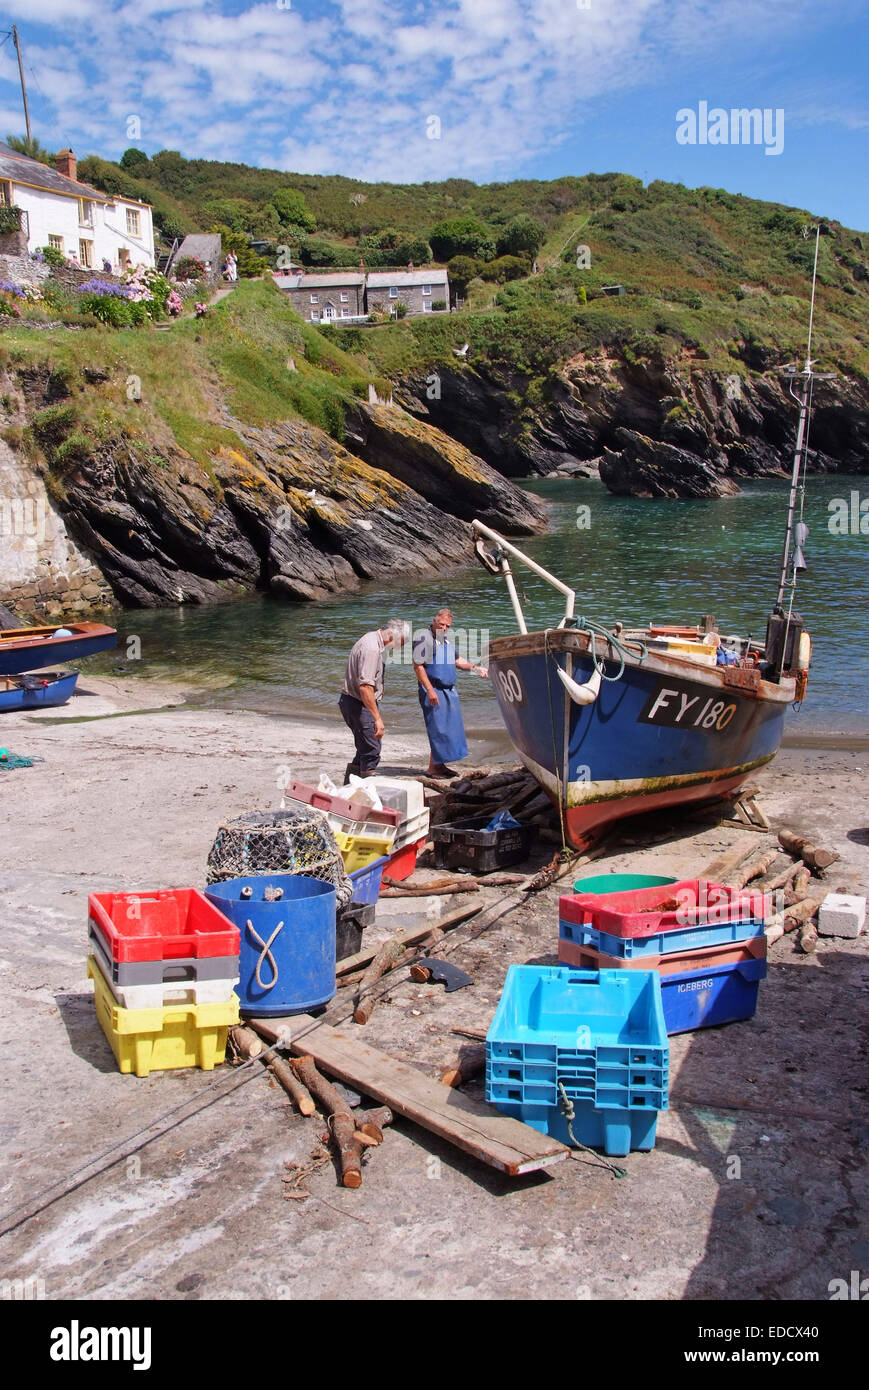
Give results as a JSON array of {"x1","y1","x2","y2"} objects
[{"x1": 75, "y1": 152, "x2": 869, "y2": 383}]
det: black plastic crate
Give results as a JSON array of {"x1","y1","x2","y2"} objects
[
  {"x1": 336, "y1": 901, "x2": 375, "y2": 960},
  {"x1": 430, "y1": 815, "x2": 534, "y2": 873}
]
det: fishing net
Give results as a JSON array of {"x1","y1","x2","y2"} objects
[{"x1": 206, "y1": 806, "x2": 353, "y2": 909}]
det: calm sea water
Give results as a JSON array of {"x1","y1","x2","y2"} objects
[{"x1": 90, "y1": 474, "x2": 869, "y2": 737}]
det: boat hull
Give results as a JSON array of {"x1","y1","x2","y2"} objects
[
  {"x1": 0, "y1": 671, "x2": 79, "y2": 711},
  {"x1": 487, "y1": 630, "x2": 793, "y2": 849},
  {"x1": 0, "y1": 623, "x2": 116, "y2": 675}
]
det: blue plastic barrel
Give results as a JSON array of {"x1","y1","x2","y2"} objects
[{"x1": 205, "y1": 875, "x2": 336, "y2": 1016}]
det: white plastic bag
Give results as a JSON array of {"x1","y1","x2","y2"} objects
[
  {"x1": 345, "y1": 774, "x2": 383, "y2": 810},
  {"x1": 317, "y1": 772, "x2": 338, "y2": 794}
]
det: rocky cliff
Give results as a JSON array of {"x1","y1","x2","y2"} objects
[
  {"x1": 0, "y1": 365, "x2": 545, "y2": 617},
  {"x1": 395, "y1": 350, "x2": 869, "y2": 496}
]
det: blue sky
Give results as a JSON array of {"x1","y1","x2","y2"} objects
[{"x1": 0, "y1": 0, "x2": 866, "y2": 228}]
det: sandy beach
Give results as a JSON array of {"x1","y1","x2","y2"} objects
[{"x1": 1, "y1": 674, "x2": 867, "y2": 1301}]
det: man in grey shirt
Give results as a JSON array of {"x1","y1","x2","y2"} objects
[{"x1": 339, "y1": 618, "x2": 409, "y2": 778}]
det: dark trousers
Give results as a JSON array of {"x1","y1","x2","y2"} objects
[{"x1": 338, "y1": 693, "x2": 381, "y2": 774}]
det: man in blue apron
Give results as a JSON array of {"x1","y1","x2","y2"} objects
[{"x1": 413, "y1": 608, "x2": 488, "y2": 777}]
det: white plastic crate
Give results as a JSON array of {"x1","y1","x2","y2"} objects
[{"x1": 392, "y1": 807, "x2": 431, "y2": 850}]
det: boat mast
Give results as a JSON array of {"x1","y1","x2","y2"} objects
[{"x1": 774, "y1": 225, "x2": 820, "y2": 611}]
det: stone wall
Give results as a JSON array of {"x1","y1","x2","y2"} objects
[{"x1": 0, "y1": 438, "x2": 114, "y2": 620}]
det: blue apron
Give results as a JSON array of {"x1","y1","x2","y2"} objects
[{"x1": 418, "y1": 636, "x2": 468, "y2": 763}]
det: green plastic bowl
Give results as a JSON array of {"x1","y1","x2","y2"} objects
[{"x1": 572, "y1": 873, "x2": 678, "y2": 896}]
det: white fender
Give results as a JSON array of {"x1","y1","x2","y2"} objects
[{"x1": 556, "y1": 664, "x2": 602, "y2": 706}]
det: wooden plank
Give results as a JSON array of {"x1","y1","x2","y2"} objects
[
  {"x1": 335, "y1": 901, "x2": 482, "y2": 977},
  {"x1": 249, "y1": 1015, "x2": 569, "y2": 1177}
]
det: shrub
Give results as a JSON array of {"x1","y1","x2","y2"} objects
[
  {"x1": 0, "y1": 204, "x2": 22, "y2": 234},
  {"x1": 394, "y1": 302, "x2": 408, "y2": 318},
  {"x1": 446, "y1": 255, "x2": 481, "y2": 295},
  {"x1": 41, "y1": 245, "x2": 67, "y2": 271},
  {"x1": 432, "y1": 299, "x2": 447, "y2": 311},
  {"x1": 479, "y1": 255, "x2": 529, "y2": 283},
  {"x1": 173, "y1": 256, "x2": 206, "y2": 281},
  {"x1": 32, "y1": 403, "x2": 77, "y2": 449},
  {"x1": 496, "y1": 215, "x2": 544, "y2": 259},
  {"x1": 429, "y1": 217, "x2": 496, "y2": 261}
]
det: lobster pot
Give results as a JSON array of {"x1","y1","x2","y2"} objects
[
  {"x1": 206, "y1": 808, "x2": 352, "y2": 911},
  {"x1": 205, "y1": 875, "x2": 336, "y2": 1016}
]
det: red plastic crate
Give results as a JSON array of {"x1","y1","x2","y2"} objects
[
  {"x1": 88, "y1": 889, "x2": 240, "y2": 963},
  {"x1": 382, "y1": 836, "x2": 427, "y2": 883},
  {"x1": 287, "y1": 780, "x2": 399, "y2": 829},
  {"x1": 559, "y1": 879, "x2": 769, "y2": 940},
  {"x1": 558, "y1": 931, "x2": 768, "y2": 975}
]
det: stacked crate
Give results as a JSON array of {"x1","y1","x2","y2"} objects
[
  {"x1": 486, "y1": 964, "x2": 669, "y2": 1155},
  {"x1": 558, "y1": 879, "x2": 768, "y2": 1034},
  {"x1": 345, "y1": 777, "x2": 430, "y2": 882},
  {"x1": 87, "y1": 889, "x2": 240, "y2": 1077}
]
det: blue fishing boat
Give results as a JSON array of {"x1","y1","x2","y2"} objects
[
  {"x1": 472, "y1": 230, "x2": 825, "y2": 850},
  {"x1": 0, "y1": 622, "x2": 116, "y2": 675},
  {"x1": 0, "y1": 671, "x2": 79, "y2": 711}
]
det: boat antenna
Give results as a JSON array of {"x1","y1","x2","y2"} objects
[{"x1": 774, "y1": 224, "x2": 832, "y2": 612}]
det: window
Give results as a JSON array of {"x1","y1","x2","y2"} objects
[
  {"x1": 388, "y1": 286, "x2": 398, "y2": 298},
  {"x1": 0, "y1": 181, "x2": 11, "y2": 206},
  {"x1": 310, "y1": 293, "x2": 319, "y2": 303},
  {"x1": 340, "y1": 291, "x2": 349, "y2": 303},
  {"x1": 118, "y1": 248, "x2": 130, "y2": 269},
  {"x1": 422, "y1": 300, "x2": 433, "y2": 312},
  {"x1": 422, "y1": 284, "x2": 432, "y2": 296},
  {"x1": 311, "y1": 310, "x2": 320, "y2": 320},
  {"x1": 79, "y1": 199, "x2": 94, "y2": 226},
  {"x1": 48, "y1": 234, "x2": 63, "y2": 251},
  {"x1": 341, "y1": 308, "x2": 350, "y2": 317},
  {"x1": 125, "y1": 208, "x2": 141, "y2": 237},
  {"x1": 79, "y1": 239, "x2": 93, "y2": 268}
]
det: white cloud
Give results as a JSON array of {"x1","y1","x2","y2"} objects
[{"x1": 1, "y1": 0, "x2": 855, "y2": 182}]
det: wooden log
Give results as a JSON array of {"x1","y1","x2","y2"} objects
[
  {"x1": 766, "y1": 922, "x2": 785, "y2": 946},
  {"x1": 229, "y1": 1025, "x2": 263, "y2": 1059},
  {"x1": 335, "y1": 902, "x2": 481, "y2": 977},
  {"x1": 726, "y1": 846, "x2": 779, "y2": 889},
  {"x1": 292, "y1": 1054, "x2": 363, "y2": 1188},
  {"x1": 380, "y1": 880, "x2": 479, "y2": 898},
  {"x1": 783, "y1": 893, "x2": 826, "y2": 933},
  {"x1": 382, "y1": 874, "x2": 465, "y2": 892},
  {"x1": 777, "y1": 830, "x2": 839, "y2": 873},
  {"x1": 785, "y1": 865, "x2": 812, "y2": 905},
  {"x1": 760, "y1": 858, "x2": 804, "y2": 892},
  {"x1": 798, "y1": 922, "x2": 818, "y2": 954},
  {"x1": 354, "y1": 934, "x2": 406, "y2": 1025},
  {"x1": 355, "y1": 1106, "x2": 394, "y2": 1145},
  {"x1": 451, "y1": 1026, "x2": 487, "y2": 1041},
  {"x1": 440, "y1": 1043, "x2": 487, "y2": 1089},
  {"x1": 268, "y1": 1056, "x2": 316, "y2": 1115}
]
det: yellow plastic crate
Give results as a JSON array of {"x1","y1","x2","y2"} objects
[
  {"x1": 334, "y1": 827, "x2": 395, "y2": 873},
  {"x1": 88, "y1": 957, "x2": 239, "y2": 1077}
]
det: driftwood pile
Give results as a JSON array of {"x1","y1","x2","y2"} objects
[
  {"x1": 427, "y1": 765, "x2": 557, "y2": 833},
  {"x1": 703, "y1": 828, "x2": 841, "y2": 952}
]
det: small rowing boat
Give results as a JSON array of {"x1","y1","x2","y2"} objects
[
  {"x1": 0, "y1": 622, "x2": 116, "y2": 675},
  {"x1": 0, "y1": 671, "x2": 79, "y2": 711}
]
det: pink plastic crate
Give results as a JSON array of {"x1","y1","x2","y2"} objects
[
  {"x1": 287, "y1": 780, "x2": 399, "y2": 829},
  {"x1": 558, "y1": 931, "x2": 768, "y2": 975},
  {"x1": 558, "y1": 879, "x2": 769, "y2": 940}
]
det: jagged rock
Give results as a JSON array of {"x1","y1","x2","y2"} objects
[
  {"x1": 600, "y1": 429, "x2": 740, "y2": 499},
  {"x1": 345, "y1": 402, "x2": 546, "y2": 534},
  {"x1": 9, "y1": 376, "x2": 544, "y2": 610}
]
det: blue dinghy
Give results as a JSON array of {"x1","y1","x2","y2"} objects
[{"x1": 0, "y1": 671, "x2": 79, "y2": 711}]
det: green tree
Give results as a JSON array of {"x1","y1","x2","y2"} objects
[
  {"x1": 271, "y1": 187, "x2": 316, "y2": 232},
  {"x1": 479, "y1": 254, "x2": 530, "y2": 283},
  {"x1": 6, "y1": 133, "x2": 55, "y2": 166},
  {"x1": 430, "y1": 217, "x2": 496, "y2": 261},
  {"x1": 497, "y1": 215, "x2": 544, "y2": 259},
  {"x1": 447, "y1": 255, "x2": 481, "y2": 294},
  {"x1": 120, "y1": 147, "x2": 150, "y2": 173}
]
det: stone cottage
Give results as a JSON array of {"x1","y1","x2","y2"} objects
[{"x1": 274, "y1": 271, "x2": 367, "y2": 323}]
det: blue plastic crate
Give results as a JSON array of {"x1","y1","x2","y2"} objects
[
  {"x1": 486, "y1": 966, "x2": 669, "y2": 1139},
  {"x1": 348, "y1": 855, "x2": 389, "y2": 906},
  {"x1": 661, "y1": 957, "x2": 767, "y2": 1034},
  {"x1": 559, "y1": 914, "x2": 765, "y2": 959},
  {"x1": 493, "y1": 1098, "x2": 660, "y2": 1156}
]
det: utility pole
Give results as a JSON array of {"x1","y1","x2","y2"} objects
[{"x1": 12, "y1": 26, "x2": 32, "y2": 144}]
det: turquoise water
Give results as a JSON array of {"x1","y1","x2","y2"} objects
[{"x1": 90, "y1": 474, "x2": 869, "y2": 736}]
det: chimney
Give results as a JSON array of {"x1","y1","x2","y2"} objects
[{"x1": 55, "y1": 148, "x2": 77, "y2": 182}]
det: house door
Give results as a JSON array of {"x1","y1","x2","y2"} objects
[{"x1": 323, "y1": 304, "x2": 335, "y2": 322}]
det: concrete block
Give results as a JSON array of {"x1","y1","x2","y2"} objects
[{"x1": 818, "y1": 893, "x2": 866, "y2": 939}]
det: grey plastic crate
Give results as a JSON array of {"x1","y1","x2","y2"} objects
[
  {"x1": 431, "y1": 815, "x2": 534, "y2": 873},
  {"x1": 88, "y1": 926, "x2": 239, "y2": 986}
]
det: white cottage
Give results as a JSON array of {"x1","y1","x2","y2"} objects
[{"x1": 0, "y1": 143, "x2": 154, "y2": 272}]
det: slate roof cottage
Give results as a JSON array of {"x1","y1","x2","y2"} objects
[
  {"x1": 366, "y1": 268, "x2": 449, "y2": 316},
  {"x1": 274, "y1": 267, "x2": 450, "y2": 320},
  {"x1": 0, "y1": 142, "x2": 155, "y2": 271}
]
